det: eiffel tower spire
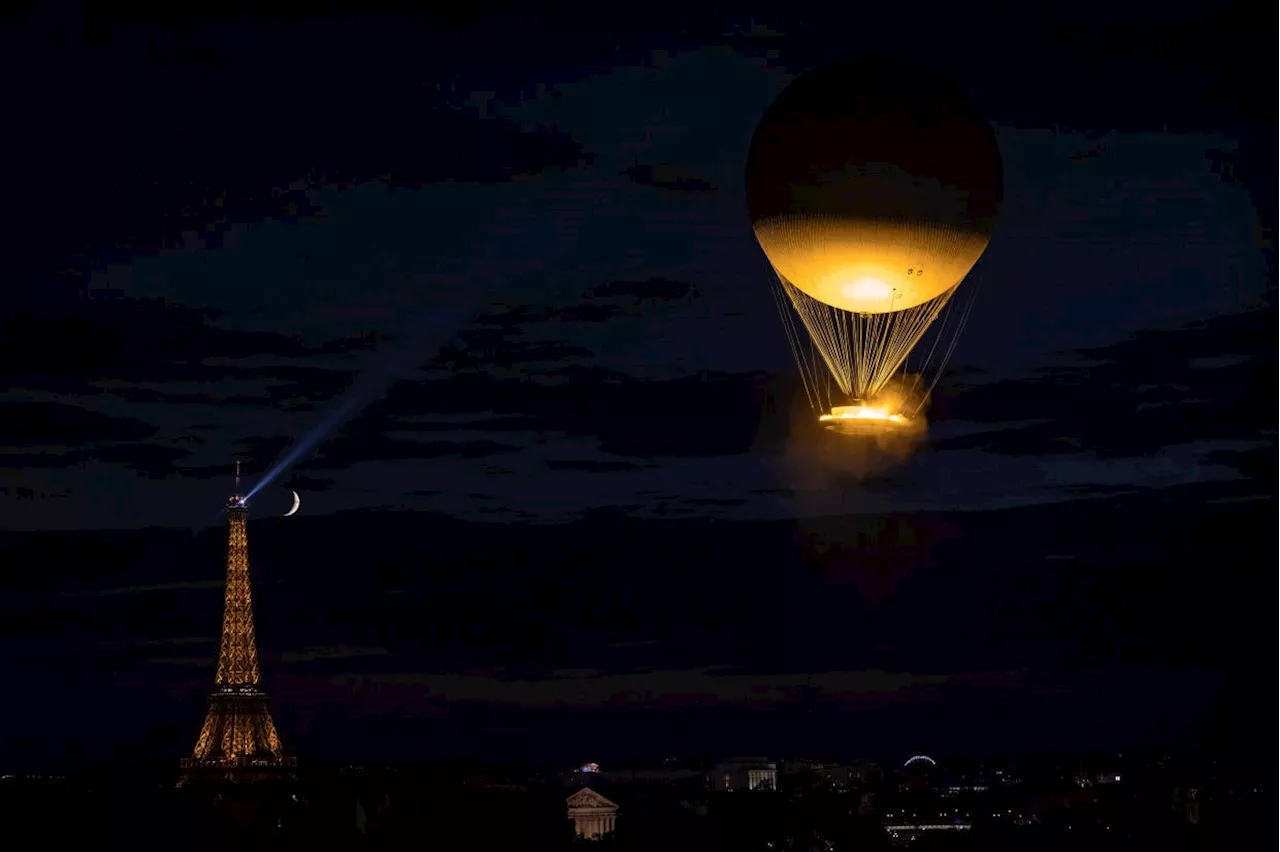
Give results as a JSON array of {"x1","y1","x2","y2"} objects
[{"x1": 179, "y1": 462, "x2": 294, "y2": 785}]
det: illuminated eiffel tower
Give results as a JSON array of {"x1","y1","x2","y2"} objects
[{"x1": 179, "y1": 462, "x2": 295, "y2": 785}]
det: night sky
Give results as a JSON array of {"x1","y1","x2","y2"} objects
[{"x1": 2, "y1": 1, "x2": 1274, "y2": 772}]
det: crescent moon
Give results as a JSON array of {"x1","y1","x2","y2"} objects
[{"x1": 283, "y1": 490, "x2": 301, "y2": 517}]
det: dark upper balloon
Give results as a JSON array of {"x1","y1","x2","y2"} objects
[{"x1": 746, "y1": 57, "x2": 1002, "y2": 233}]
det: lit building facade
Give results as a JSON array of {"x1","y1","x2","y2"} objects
[
  {"x1": 566, "y1": 787, "x2": 618, "y2": 840},
  {"x1": 713, "y1": 757, "x2": 778, "y2": 791}
]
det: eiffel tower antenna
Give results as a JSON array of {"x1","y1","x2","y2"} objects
[{"x1": 178, "y1": 461, "x2": 294, "y2": 786}]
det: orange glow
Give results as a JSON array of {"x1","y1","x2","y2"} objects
[
  {"x1": 819, "y1": 402, "x2": 911, "y2": 435},
  {"x1": 181, "y1": 469, "x2": 291, "y2": 785},
  {"x1": 753, "y1": 217, "x2": 989, "y2": 314}
]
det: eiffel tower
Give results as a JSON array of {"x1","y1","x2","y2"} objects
[{"x1": 179, "y1": 462, "x2": 295, "y2": 785}]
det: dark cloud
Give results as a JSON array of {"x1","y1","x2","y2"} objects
[
  {"x1": 1059, "y1": 484, "x2": 1146, "y2": 497},
  {"x1": 588, "y1": 278, "x2": 700, "y2": 303},
  {"x1": 95, "y1": 637, "x2": 216, "y2": 670},
  {"x1": 1046, "y1": 2, "x2": 1274, "y2": 124},
  {"x1": 5, "y1": 298, "x2": 1265, "y2": 503},
  {"x1": 546, "y1": 459, "x2": 644, "y2": 473},
  {"x1": 391, "y1": 414, "x2": 546, "y2": 434},
  {"x1": 286, "y1": 475, "x2": 337, "y2": 493},
  {"x1": 469, "y1": 295, "x2": 685, "y2": 331},
  {"x1": 472, "y1": 305, "x2": 555, "y2": 329},
  {"x1": 932, "y1": 307, "x2": 1275, "y2": 458},
  {"x1": 3, "y1": 295, "x2": 302, "y2": 366},
  {"x1": 88, "y1": 444, "x2": 194, "y2": 479},
  {"x1": 411, "y1": 440, "x2": 525, "y2": 460},
  {"x1": 416, "y1": 302, "x2": 612, "y2": 372},
  {"x1": 313, "y1": 331, "x2": 383, "y2": 355},
  {"x1": 3, "y1": 472, "x2": 1270, "y2": 761},
  {"x1": 359, "y1": 368, "x2": 776, "y2": 457},
  {"x1": 95, "y1": 385, "x2": 269, "y2": 407},
  {"x1": 229, "y1": 435, "x2": 294, "y2": 474},
  {"x1": 436, "y1": 335, "x2": 594, "y2": 370},
  {"x1": 228, "y1": 364, "x2": 359, "y2": 407},
  {"x1": 559, "y1": 371, "x2": 778, "y2": 456},
  {"x1": 623, "y1": 161, "x2": 717, "y2": 193},
  {"x1": 1199, "y1": 443, "x2": 1276, "y2": 482},
  {"x1": 554, "y1": 303, "x2": 623, "y2": 323},
  {"x1": 298, "y1": 436, "x2": 523, "y2": 470},
  {"x1": 83, "y1": 364, "x2": 355, "y2": 417},
  {"x1": 0, "y1": 607, "x2": 67, "y2": 638},
  {"x1": 471, "y1": 301, "x2": 638, "y2": 328},
  {"x1": 4, "y1": 483, "x2": 1269, "y2": 679},
  {"x1": 0, "y1": 486, "x2": 67, "y2": 502},
  {"x1": 1067, "y1": 140, "x2": 1107, "y2": 161},
  {"x1": 13, "y1": 17, "x2": 593, "y2": 281},
  {"x1": 0, "y1": 297, "x2": 365, "y2": 410},
  {"x1": 181, "y1": 435, "x2": 340, "y2": 482},
  {"x1": 0, "y1": 401, "x2": 156, "y2": 446},
  {"x1": 175, "y1": 463, "x2": 236, "y2": 481},
  {"x1": 0, "y1": 452, "x2": 76, "y2": 470}
]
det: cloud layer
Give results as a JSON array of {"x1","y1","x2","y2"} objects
[
  {"x1": 4, "y1": 30, "x2": 1271, "y2": 532},
  {"x1": 1, "y1": 289, "x2": 1270, "y2": 530}
]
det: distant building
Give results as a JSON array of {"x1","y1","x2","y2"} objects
[
  {"x1": 566, "y1": 787, "x2": 618, "y2": 840},
  {"x1": 781, "y1": 759, "x2": 881, "y2": 790},
  {"x1": 597, "y1": 767, "x2": 706, "y2": 787},
  {"x1": 560, "y1": 760, "x2": 705, "y2": 790},
  {"x1": 780, "y1": 758, "x2": 824, "y2": 775},
  {"x1": 1072, "y1": 769, "x2": 1124, "y2": 788},
  {"x1": 713, "y1": 757, "x2": 777, "y2": 791},
  {"x1": 851, "y1": 760, "x2": 884, "y2": 784},
  {"x1": 559, "y1": 762, "x2": 604, "y2": 789}
]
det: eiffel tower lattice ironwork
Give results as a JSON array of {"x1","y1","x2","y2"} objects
[{"x1": 179, "y1": 462, "x2": 295, "y2": 785}]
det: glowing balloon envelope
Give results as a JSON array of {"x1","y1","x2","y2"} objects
[{"x1": 746, "y1": 57, "x2": 1002, "y2": 421}]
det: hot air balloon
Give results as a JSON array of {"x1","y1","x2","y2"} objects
[{"x1": 746, "y1": 57, "x2": 1002, "y2": 434}]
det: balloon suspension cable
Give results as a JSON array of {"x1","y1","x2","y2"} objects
[
  {"x1": 904, "y1": 286, "x2": 963, "y2": 404},
  {"x1": 770, "y1": 273, "x2": 825, "y2": 411},
  {"x1": 909, "y1": 271, "x2": 983, "y2": 418},
  {"x1": 773, "y1": 272, "x2": 957, "y2": 411}
]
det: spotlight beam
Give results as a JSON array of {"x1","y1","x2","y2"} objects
[{"x1": 244, "y1": 302, "x2": 474, "y2": 503}]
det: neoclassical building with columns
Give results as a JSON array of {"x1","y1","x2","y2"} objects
[{"x1": 566, "y1": 787, "x2": 618, "y2": 840}]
